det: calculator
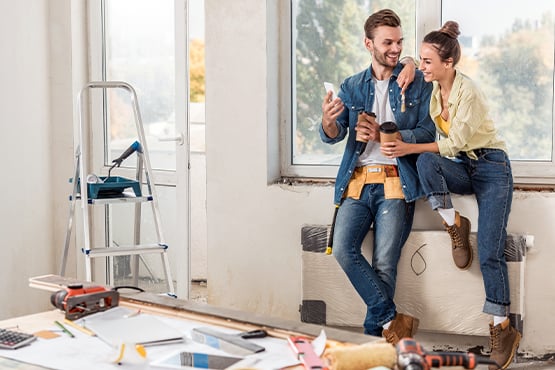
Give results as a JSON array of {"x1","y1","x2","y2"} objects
[{"x1": 0, "y1": 328, "x2": 37, "y2": 349}]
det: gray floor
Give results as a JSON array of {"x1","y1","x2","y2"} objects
[{"x1": 473, "y1": 361, "x2": 555, "y2": 369}]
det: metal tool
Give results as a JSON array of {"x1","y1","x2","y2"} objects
[
  {"x1": 396, "y1": 338, "x2": 499, "y2": 370},
  {"x1": 191, "y1": 327, "x2": 266, "y2": 356},
  {"x1": 51, "y1": 284, "x2": 119, "y2": 320},
  {"x1": 176, "y1": 351, "x2": 243, "y2": 369}
]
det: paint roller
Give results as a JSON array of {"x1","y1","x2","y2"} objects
[{"x1": 323, "y1": 340, "x2": 397, "y2": 370}]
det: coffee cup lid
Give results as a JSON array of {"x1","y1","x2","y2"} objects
[{"x1": 380, "y1": 121, "x2": 398, "y2": 134}]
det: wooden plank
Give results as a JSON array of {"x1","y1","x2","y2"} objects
[{"x1": 29, "y1": 274, "x2": 373, "y2": 345}]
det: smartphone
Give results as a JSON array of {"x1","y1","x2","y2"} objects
[{"x1": 324, "y1": 82, "x2": 337, "y2": 100}]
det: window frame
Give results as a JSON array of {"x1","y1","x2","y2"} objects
[{"x1": 281, "y1": 0, "x2": 555, "y2": 185}]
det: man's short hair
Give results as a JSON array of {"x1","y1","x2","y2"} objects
[{"x1": 364, "y1": 9, "x2": 401, "y2": 40}]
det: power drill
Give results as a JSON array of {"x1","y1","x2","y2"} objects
[{"x1": 396, "y1": 338, "x2": 499, "y2": 370}]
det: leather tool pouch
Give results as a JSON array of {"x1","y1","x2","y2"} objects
[
  {"x1": 344, "y1": 165, "x2": 404, "y2": 200},
  {"x1": 384, "y1": 176, "x2": 404, "y2": 199},
  {"x1": 343, "y1": 168, "x2": 366, "y2": 200}
]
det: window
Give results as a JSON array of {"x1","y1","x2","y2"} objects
[
  {"x1": 287, "y1": 0, "x2": 417, "y2": 178},
  {"x1": 286, "y1": 0, "x2": 555, "y2": 183},
  {"x1": 442, "y1": 0, "x2": 555, "y2": 182}
]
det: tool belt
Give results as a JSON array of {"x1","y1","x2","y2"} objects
[{"x1": 343, "y1": 164, "x2": 404, "y2": 200}]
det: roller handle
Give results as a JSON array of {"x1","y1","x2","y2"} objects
[{"x1": 112, "y1": 141, "x2": 141, "y2": 166}]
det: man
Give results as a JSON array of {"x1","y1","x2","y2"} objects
[{"x1": 320, "y1": 9, "x2": 435, "y2": 344}]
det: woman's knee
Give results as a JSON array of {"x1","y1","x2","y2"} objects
[
  {"x1": 416, "y1": 152, "x2": 436, "y2": 165},
  {"x1": 416, "y1": 152, "x2": 438, "y2": 172}
]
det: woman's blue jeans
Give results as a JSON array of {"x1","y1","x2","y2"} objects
[
  {"x1": 333, "y1": 183, "x2": 415, "y2": 336},
  {"x1": 416, "y1": 149, "x2": 513, "y2": 317}
]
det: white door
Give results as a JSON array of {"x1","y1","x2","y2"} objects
[{"x1": 85, "y1": 0, "x2": 198, "y2": 299}]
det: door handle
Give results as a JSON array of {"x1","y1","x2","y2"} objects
[{"x1": 159, "y1": 132, "x2": 185, "y2": 146}]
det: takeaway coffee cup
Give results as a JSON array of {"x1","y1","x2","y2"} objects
[
  {"x1": 379, "y1": 121, "x2": 399, "y2": 143},
  {"x1": 356, "y1": 111, "x2": 377, "y2": 143}
]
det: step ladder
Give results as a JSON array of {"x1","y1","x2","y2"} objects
[{"x1": 60, "y1": 81, "x2": 175, "y2": 296}]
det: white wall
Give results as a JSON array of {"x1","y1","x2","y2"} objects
[
  {"x1": 205, "y1": 0, "x2": 555, "y2": 356},
  {"x1": 0, "y1": 0, "x2": 87, "y2": 319},
  {"x1": 49, "y1": 0, "x2": 89, "y2": 282},
  {"x1": 0, "y1": 0, "x2": 55, "y2": 318}
]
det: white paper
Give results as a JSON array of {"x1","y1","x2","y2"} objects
[{"x1": 0, "y1": 310, "x2": 301, "y2": 370}]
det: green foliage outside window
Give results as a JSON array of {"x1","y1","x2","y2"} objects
[
  {"x1": 293, "y1": 0, "x2": 555, "y2": 165},
  {"x1": 293, "y1": 0, "x2": 416, "y2": 165},
  {"x1": 474, "y1": 15, "x2": 554, "y2": 161}
]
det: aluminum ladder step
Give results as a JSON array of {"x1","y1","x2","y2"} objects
[{"x1": 84, "y1": 243, "x2": 168, "y2": 258}]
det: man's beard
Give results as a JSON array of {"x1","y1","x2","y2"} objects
[{"x1": 373, "y1": 51, "x2": 399, "y2": 68}]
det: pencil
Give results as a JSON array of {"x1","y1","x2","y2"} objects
[
  {"x1": 54, "y1": 320, "x2": 75, "y2": 338},
  {"x1": 63, "y1": 318, "x2": 96, "y2": 336},
  {"x1": 124, "y1": 309, "x2": 141, "y2": 319}
]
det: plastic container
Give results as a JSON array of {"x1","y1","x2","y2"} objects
[{"x1": 85, "y1": 176, "x2": 142, "y2": 199}]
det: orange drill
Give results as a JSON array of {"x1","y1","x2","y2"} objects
[{"x1": 396, "y1": 338, "x2": 500, "y2": 370}]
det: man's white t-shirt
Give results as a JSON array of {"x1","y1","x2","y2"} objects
[{"x1": 357, "y1": 77, "x2": 397, "y2": 167}]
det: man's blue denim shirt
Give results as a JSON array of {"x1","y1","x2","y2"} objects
[{"x1": 319, "y1": 63, "x2": 436, "y2": 205}]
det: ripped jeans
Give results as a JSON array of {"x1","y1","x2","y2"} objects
[{"x1": 332, "y1": 183, "x2": 414, "y2": 336}]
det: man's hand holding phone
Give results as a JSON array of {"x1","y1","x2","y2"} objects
[
  {"x1": 321, "y1": 82, "x2": 343, "y2": 139},
  {"x1": 324, "y1": 82, "x2": 337, "y2": 101}
]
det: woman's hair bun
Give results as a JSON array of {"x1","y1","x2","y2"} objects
[{"x1": 440, "y1": 21, "x2": 460, "y2": 39}]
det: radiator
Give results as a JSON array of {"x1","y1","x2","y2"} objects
[{"x1": 300, "y1": 225, "x2": 528, "y2": 337}]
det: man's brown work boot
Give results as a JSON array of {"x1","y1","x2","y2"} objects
[
  {"x1": 488, "y1": 319, "x2": 521, "y2": 370},
  {"x1": 443, "y1": 211, "x2": 473, "y2": 270},
  {"x1": 382, "y1": 313, "x2": 419, "y2": 345}
]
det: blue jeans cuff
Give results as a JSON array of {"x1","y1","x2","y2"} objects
[{"x1": 483, "y1": 300, "x2": 510, "y2": 317}]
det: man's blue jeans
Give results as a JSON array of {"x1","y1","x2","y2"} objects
[
  {"x1": 416, "y1": 150, "x2": 513, "y2": 317},
  {"x1": 333, "y1": 183, "x2": 414, "y2": 336}
]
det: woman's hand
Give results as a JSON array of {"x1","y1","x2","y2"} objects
[
  {"x1": 397, "y1": 57, "x2": 417, "y2": 94},
  {"x1": 381, "y1": 139, "x2": 413, "y2": 158},
  {"x1": 382, "y1": 140, "x2": 439, "y2": 158}
]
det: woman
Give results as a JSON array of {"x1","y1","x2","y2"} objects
[{"x1": 382, "y1": 21, "x2": 519, "y2": 370}]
